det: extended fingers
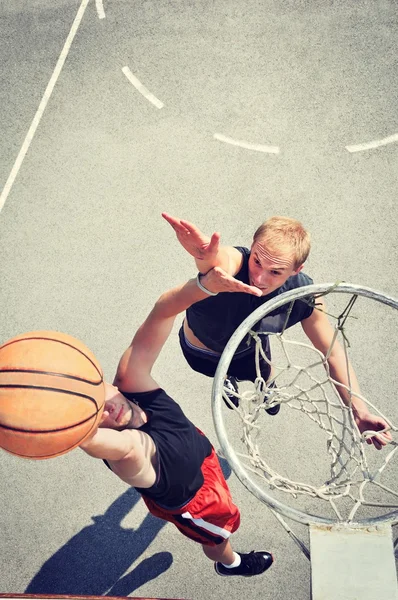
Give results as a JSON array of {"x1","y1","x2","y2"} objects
[
  {"x1": 237, "y1": 282, "x2": 262, "y2": 296},
  {"x1": 99, "y1": 410, "x2": 110, "y2": 426},
  {"x1": 203, "y1": 268, "x2": 262, "y2": 296},
  {"x1": 162, "y1": 212, "x2": 186, "y2": 233},
  {"x1": 208, "y1": 232, "x2": 221, "y2": 251},
  {"x1": 179, "y1": 219, "x2": 197, "y2": 230},
  {"x1": 365, "y1": 428, "x2": 392, "y2": 450},
  {"x1": 162, "y1": 213, "x2": 207, "y2": 242},
  {"x1": 371, "y1": 438, "x2": 382, "y2": 450},
  {"x1": 223, "y1": 273, "x2": 262, "y2": 296}
]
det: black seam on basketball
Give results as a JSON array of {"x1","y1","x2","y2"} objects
[
  {"x1": 0, "y1": 336, "x2": 103, "y2": 379},
  {"x1": 0, "y1": 409, "x2": 99, "y2": 433},
  {"x1": 0, "y1": 368, "x2": 103, "y2": 386},
  {"x1": 2, "y1": 419, "x2": 99, "y2": 457},
  {"x1": 0, "y1": 383, "x2": 101, "y2": 408}
]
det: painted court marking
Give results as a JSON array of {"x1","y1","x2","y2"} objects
[
  {"x1": 122, "y1": 66, "x2": 164, "y2": 109},
  {"x1": 214, "y1": 133, "x2": 280, "y2": 154},
  {"x1": 95, "y1": 0, "x2": 106, "y2": 19},
  {"x1": 346, "y1": 133, "x2": 398, "y2": 153},
  {"x1": 0, "y1": 0, "x2": 90, "y2": 215}
]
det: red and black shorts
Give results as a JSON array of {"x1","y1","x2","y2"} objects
[{"x1": 142, "y1": 448, "x2": 240, "y2": 547}]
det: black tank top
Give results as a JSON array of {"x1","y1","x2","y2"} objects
[
  {"x1": 186, "y1": 247, "x2": 314, "y2": 353},
  {"x1": 121, "y1": 388, "x2": 212, "y2": 508}
]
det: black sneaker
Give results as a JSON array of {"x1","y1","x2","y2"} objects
[
  {"x1": 215, "y1": 550, "x2": 273, "y2": 577},
  {"x1": 223, "y1": 376, "x2": 239, "y2": 409},
  {"x1": 263, "y1": 381, "x2": 280, "y2": 416}
]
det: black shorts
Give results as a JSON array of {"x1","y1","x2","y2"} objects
[{"x1": 178, "y1": 327, "x2": 271, "y2": 382}]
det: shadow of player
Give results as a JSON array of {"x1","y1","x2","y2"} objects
[
  {"x1": 25, "y1": 488, "x2": 172, "y2": 596},
  {"x1": 217, "y1": 454, "x2": 232, "y2": 480}
]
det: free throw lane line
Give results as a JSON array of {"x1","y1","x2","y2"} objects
[
  {"x1": 214, "y1": 133, "x2": 280, "y2": 154},
  {"x1": 346, "y1": 133, "x2": 398, "y2": 153},
  {"x1": 122, "y1": 66, "x2": 164, "y2": 109},
  {"x1": 95, "y1": 0, "x2": 106, "y2": 19},
  {"x1": 0, "y1": 0, "x2": 90, "y2": 215}
]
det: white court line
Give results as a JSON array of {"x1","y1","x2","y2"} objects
[
  {"x1": 95, "y1": 0, "x2": 106, "y2": 19},
  {"x1": 122, "y1": 66, "x2": 164, "y2": 109},
  {"x1": 346, "y1": 133, "x2": 398, "y2": 153},
  {"x1": 214, "y1": 133, "x2": 280, "y2": 154},
  {"x1": 0, "y1": 0, "x2": 90, "y2": 214}
]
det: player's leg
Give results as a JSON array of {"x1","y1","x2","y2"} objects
[
  {"x1": 255, "y1": 336, "x2": 280, "y2": 415},
  {"x1": 142, "y1": 451, "x2": 273, "y2": 577},
  {"x1": 202, "y1": 538, "x2": 234, "y2": 563},
  {"x1": 203, "y1": 540, "x2": 273, "y2": 577},
  {"x1": 178, "y1": 326, "x2": 278, "y2": 412},
  {"x1": 187, "y1": 449, "x2": 273, "y2": 576},
  {"x1": 225, "y1": 338, "x2": 280, "y2": 415}
]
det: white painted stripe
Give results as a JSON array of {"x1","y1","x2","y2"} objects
[
  {"x1": 181, "y1": 511, "x2": 232, "y2": 539},
  {"x1": 95, "y1": 0, "x2": 106, "y2": 19},
  {"x1": 346, "y1": 133, "x2": 398, "y2": 153},
  {"x1": 214, "y1": 133, "x2": 280, "y2": 154},
  {"x1": 0, "y1": 0, "x2": 90, "y2": 215},
  {"x1": 122, "y1": 66, "x2": 164, "y2": 109}
]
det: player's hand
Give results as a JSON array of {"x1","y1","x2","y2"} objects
[
  {"x1": 98, "y1": 410, "x2": 110, "y2": 428},
  {"x1": 201, "y1": 266, "x2": 263, "y2": 296},
  {"x1": 162, "y1": 213, "x2": 220, "y2": 261},
  {"x1": 355, "y1": 413, "x2": 392, "y2": 450}
]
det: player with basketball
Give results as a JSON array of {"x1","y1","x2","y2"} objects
[
  {"x1": 79, "y1": 275, "x2": 274, "y2": 578},
  {"x1": 162, "y1": 213, "x2": 392, "y2": 449}
]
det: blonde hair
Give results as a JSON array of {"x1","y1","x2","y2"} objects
[{"x1": 253, "y1": 216, "x2": 311, "y2": 269}]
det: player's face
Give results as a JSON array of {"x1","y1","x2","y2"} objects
[
  {"x1": 248, "y1": 240, "x2": 303, "y2": 296},
  {"x1": 102, "y1": 385, "x2": 134, "y2": 430}
]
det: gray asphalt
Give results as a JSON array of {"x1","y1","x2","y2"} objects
[{"x1": 0, "y1": 1, "x2": 397, "y2": 599}]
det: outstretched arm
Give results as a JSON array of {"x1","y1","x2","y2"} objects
[
  {"x1": 79, "y1": 414, "x2": 150, "y2": 482},
  {"x1": 301, "y1": 299, "x2": 392, "y2": 450},
  {"x1": 162, "y1": 212, "x2": 242, "y2": 275},
  {"x1": 80, "y1": 410, "x2": 139, "y2": 460},
  {"x1": 114, "y1": 270, "x2": 262, "y2": 392},
  {"x1": 80, "y1": 426, "x2": 137, "y2": 460},
  {"x1": 114, "y1": 278, "x2": 208, "y2": 392}
]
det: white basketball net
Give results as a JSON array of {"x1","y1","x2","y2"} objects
[{"x1": 217, "y1": 285, "x2": 398, "y2": 525}]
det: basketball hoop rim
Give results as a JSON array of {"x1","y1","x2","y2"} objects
[{"x1": 212, "y1": 282, "x2": 398, "y2": 526}]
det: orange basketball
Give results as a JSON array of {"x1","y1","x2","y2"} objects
[{"x1": 0, "y1": 331, "x2": 105, "y2": 460}]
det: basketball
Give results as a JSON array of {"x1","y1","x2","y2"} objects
[{"x1": 0, "y1": 331, "x2": 105, "y2": 460}]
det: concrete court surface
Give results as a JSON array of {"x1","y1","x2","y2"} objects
[{"x1": 0, "y1": 0, "x2": 397, "y2": 599}]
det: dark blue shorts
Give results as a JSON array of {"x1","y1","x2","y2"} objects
[{"x1": 178, "y1": 327, "x2": 271, "y2": 382}]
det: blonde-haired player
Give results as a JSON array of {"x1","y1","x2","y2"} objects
[{"x1": 162, "y1": 213, "x2": 391, "y2": 448}]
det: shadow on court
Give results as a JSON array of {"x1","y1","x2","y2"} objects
[
  {"x1": 25, "y1": 488, "x2": 172, "y2": 596},
  {"x1": 218, "y1": 454, "x2": 232, "y2": 480},
  {"x1": 25, "y1": 456, "x2": 232, "y2": 596}
]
